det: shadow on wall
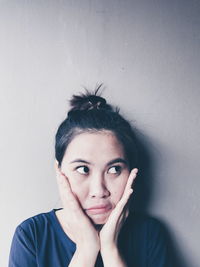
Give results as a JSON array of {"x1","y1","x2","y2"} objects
[{"x1": 129, "y1": 129, "x2": 190, "y2": 267}]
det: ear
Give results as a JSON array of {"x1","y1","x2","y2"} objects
[
  {"x1": 54, "y1": 160, "x2": 60, "y2": 174},
  {"x1": 55, "y1": 160, "x2": 63, "y2": 184}
]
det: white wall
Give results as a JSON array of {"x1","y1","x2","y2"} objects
[{"x1": 0, "y1": 0, "x2": 199, "y2": 266}]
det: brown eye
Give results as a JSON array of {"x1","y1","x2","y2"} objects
[
  {"x1": 108, "y1": 165, "x2": 122, "y2": 174},
  {"x1": 76, "y1": 166, "x2": 89, "y2": 174}
]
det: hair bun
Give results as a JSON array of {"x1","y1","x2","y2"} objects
[{"x1": 69, "y1": 87, "x2": 113, "y2": 112}]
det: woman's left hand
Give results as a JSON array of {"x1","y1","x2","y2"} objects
[{"x1": 99, "y1": 168, "x2": 138, "y2": 266}]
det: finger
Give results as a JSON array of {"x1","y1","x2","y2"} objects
[
  {"x1": 124, "y1": 168, "x2": 138, "y2": 192},
  {"x1": 117, "y1": 206, "x2": 129, "y2": 228},
  {"x1": 116, "y1": 188, "x2": 133, "y2": 213},
  {"x1": 57, "y1": 171, "x2": 73, "y2": 199},
  {"x1": 117, "y1": 204, "x2": 129, "y2": 224},
  {"x1": 102, "y1": 199, "x2": 130, "y2": 243},
  {"x1": 107, "y1": 190, "x2": 133, "y2": 228},
  {"x1": 57, "y1": 171, "x2": 81, "y2": 212},
  {"x1": 100, "y1": 171, "x2": 138, "y2": 242},
  {"x1": 117, "y1": 168, "x2": 138, "y2": 206},
  {"x1": 106, "y1": 169, "x2": 138, "y2": 221}
]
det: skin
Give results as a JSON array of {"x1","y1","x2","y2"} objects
[{"x1": 55, "y1": 130, "x2": 138, "y2": 267}]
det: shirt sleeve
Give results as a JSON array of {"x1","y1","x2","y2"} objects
[{"x1": 9, "y1": 225, "x2": 37, "y2": 267}]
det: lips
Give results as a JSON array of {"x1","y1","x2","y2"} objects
[{"x1": 86, "y1": 204, "x2": 112, "y2": 215}]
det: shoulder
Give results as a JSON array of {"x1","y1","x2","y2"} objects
[
  {"x1": 19, "y1": 210, "x2": 53, "y2": 227},
  {"x1": 15, "y1": 210, "x2": 56, "y2": 238},
  {"x1": 122, "y1": 212, "x2": 169, "y2": 248},
  {"x1": 126, "y1": 212, "x2": 165, "y2": 231},
  {"x1": 9, "y1": 210, "x2": 60, "y2": 266},
  {"x1": 11, "y1": 210, "x2": 58, "y2": 254},
  {"x1": 120, "y1": 213, "x2": 172, "y2": 266}
]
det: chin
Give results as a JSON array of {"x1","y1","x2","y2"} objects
[{"x1": 89, "y1": 213, "x2": 110, "y2": 225}]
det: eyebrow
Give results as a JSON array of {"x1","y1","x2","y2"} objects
[{"x1": 70, "y1": 158, "x2": 128, "y2": 166}]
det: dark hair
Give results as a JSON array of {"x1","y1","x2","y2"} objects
[{"x1": 55, "y1": 86, "x2": 138, "y2": 169}]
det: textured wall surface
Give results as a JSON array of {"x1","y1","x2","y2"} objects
[{"x1": 0, "y1": 1, "x2": 199, "y2": 266}]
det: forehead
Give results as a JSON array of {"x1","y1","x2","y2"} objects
[{"x1": 64, "y1": 130, "x2": 125, "y2": 161}]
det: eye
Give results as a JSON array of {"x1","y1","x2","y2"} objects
[
  {"x1": 108, "y1": 165, "x2": 122, "y2": 174},
  {"x1": 76, "y1": 166, "x2": 89, "y2": 175}
]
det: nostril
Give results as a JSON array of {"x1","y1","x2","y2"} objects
[
  {"x1": 89, "y1": 186, "x2": 110, "y2": 198},
  {"x1": 88, "y1": 176, "x2": 110, "y2": 198}
]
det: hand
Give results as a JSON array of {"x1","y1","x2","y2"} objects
[
  {"x1": 99, "y1": 168, "x2": 138, "y2": 263},
  {"x1": 56, "y1": 168, "x2": 100, "y2": 255}
]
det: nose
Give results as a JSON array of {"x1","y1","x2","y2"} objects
[{"x1": 89, "y1": 173, "x2": 110, "y2": 199}]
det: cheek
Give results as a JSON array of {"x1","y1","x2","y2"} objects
[
  {"x1": 68, "y1": 179, "x2": 88, "y2": 206},
  {"x1": 60, "y1": 168, "x2": 88, "y2": 206},
  {"x1": 110, "y1": 176, "x2": 129, "y2": 205}
]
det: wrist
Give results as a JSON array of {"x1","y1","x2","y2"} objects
[
  {"x1": 101, "y1": 246, "x2": 126, "y2": 267},
  {"x1": 76, "y1": 244, "x2": 99, "y2": 256},
  {"x1": 100, "y1": 241, "x2": 117, "y2": 254},
  {"x1": 69, "y1": 247, "x2": 99, "y2": 267},
  {"x1": 75, "y1": 246, "x2": 99, "y2": 265}
]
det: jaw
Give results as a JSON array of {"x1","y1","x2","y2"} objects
[{"x1": 87, "y1": 211, "x2": 111, "y2": 225}]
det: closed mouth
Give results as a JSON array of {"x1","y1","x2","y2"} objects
[{"x1": 85, "y1": 204, "x2": 112, "y2": 215}]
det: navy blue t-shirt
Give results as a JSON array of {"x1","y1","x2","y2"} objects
[{"x1": 9, "y1": 209, "x2": 172, "y2": 267}]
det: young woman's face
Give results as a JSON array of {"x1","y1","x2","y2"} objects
[{"x1": 60, "y1": 130, "x2": 130, "y2": 225}]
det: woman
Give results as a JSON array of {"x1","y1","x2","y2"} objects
[{"x1": 9, "y1": 88, "x2": 172, "y2": 267}]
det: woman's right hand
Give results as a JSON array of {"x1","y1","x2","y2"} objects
[{"x1": 56, "y1": 169, "x2": 100, "y2": 265}]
